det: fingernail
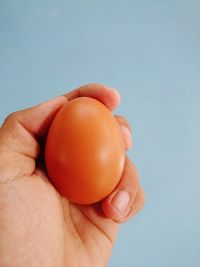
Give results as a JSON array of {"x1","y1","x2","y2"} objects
[
  {"x1": 121, "y1": 126, "x2": 132, "y2": 148},
  {"x1": 111, "y1": 190, "x2": 130, "y2": 213}
]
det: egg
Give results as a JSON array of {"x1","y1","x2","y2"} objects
[{"x1": 45, "y1": 97, "x2": 125, "y2": 204}]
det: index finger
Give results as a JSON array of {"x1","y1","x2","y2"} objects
[{"x1": 64, "y1": 83, "x2": 121, "y2": 111}]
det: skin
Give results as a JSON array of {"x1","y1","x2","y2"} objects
[{"x1": 0, "y1": 84, "x2": 145, "y2": 267}]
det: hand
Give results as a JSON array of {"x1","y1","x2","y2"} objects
[{"x1": 0, "y1": 84, "x2": 144, "y2": 267}]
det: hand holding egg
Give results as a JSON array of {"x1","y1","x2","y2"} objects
[{"x1": 44, "y1": 84, "x2": 144, "y2": 223}]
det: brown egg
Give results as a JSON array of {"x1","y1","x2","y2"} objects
[{"x1": 45, "y1": 97, "x2": 125, "y2": 204}]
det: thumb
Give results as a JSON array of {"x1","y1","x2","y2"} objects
[{"x1": 0, "y1": 96, "x2": 67, "y2": 181}]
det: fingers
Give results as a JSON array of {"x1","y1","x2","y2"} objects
[
  {"x1": 102, "y1": 157, "x2": 145, "y2": 223},
  {"x1": 64, "y1": 83, "x2": 121, "y2": 111},
  {"x1": 115, "y1": 115, "x2": 133, "y2": 151},
  {"x1": 0, "y1": 83, "x2": 120, "y2": 158},
  {"x1": 0, "y1": 96, "x2": 67, "y2": 159}
]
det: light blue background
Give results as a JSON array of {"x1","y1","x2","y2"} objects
[{"x1": 0, "y1": 1, "x2": 200, "y2": 266}]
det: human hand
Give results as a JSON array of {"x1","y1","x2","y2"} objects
[{"x1": 0, "y1": 84, "x2": 144, "y2": 267}]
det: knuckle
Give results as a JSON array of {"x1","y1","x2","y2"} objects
[
  {"x1": 3, "y1": 111, "x2": 22, "y2": 126},
  {"x1": 1, "y1": 111, "x2": 23, "y2": 140},
  {"x1": 115, "y1": 114, "x2": 126, "y2": 121},
  {"x1": 115, "y1": 115, "x2": 132, "y2": 132}
]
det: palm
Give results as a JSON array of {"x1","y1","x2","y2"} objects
[
  {"x1": 25, "y1": 166, "x2": 119, "y2": 267},
  {"x1": 0, "y1": 165, "x2": 118, "y2": 267}
]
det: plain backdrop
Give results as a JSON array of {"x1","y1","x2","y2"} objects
[{"x1": 0, "y1": 1, "x2": 200, "y2": 266}]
